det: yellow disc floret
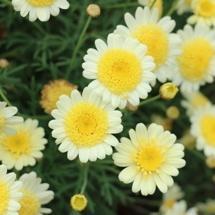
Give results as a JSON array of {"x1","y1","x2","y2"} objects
[
  {"x1": 1, "y1": 129, "x2": 32, "y2": 158},
  {"x1": 0, "y1": 179, "x2": 9, "y2": 214},
  {"x1": 26, "y1": 0, "x2": 56, "y2": 7},
  {"x1": 191, "y1": 93, "x2": 209, "y2": 108},
  {"x1": 130, "y1": 24, "x2": 169, "y2": 70},
  {"x1": 64, "y1": 102, "x2": 109, "y2": 148},
  {"x1": 200, "y1": 115, "x2": 215, "y2": 146},
  {"x1": 0, "y1": 112, "x2": 6, "y2": 133},
  {"x1": 97, "y1": 49, "x2": 142, "y2": 98},
  {"x1": 198, "y1": 0, "x2": 215, "y2": 17},
  {"x1": 18, "y1": 189, "x2": 40, "y2": 215},
  {"x1": 70, "y1": 194, "x2": 88, "y2": 212},
  {"x1": 178, "y1": 37, "x2": 214, "y2": 82}
]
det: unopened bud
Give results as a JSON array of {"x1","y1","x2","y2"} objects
[
  {"x1": 126, "y1": 101, "x2": 138, "y2": 112},
  {"x1": 166, "y1": 106, "x2": 180, "y2": 120},
  {"x1": 0, "y1": 59, "x2": 9, "y2": 68},
  {"x1": 86, "y1": 4, "x2": 101, "y2": 17},
  {"x1": 70, "y1": 194, "x2": 88, "y2": 212},
  {"x1": 159, "y1": 83, "x2": 178, "y2": 100},
  {"x1": 206, "y1": 156, "x2": 215, "y2": 168}
]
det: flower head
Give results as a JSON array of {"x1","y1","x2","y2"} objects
[
  {"x1": 86, "y1": 4, "x2": 101, "y2": 17},
  {"x1": 206, "y1": 156, "x2": 215, "y2": 168},
  {"x1": 197, "y1": 199, "x2": 215, "y2": 214},
  {"x1": 176, "y1": 0, "x2": 192, "y2": 15},
  {"x1": 40, "y1": 79, "x2": 78, "y2": 114},
  {"x1": 113, "y1": 123, "x2": 186, "y2": 196},
  {"x1": 0, "y1": 118, "x2": 47, "y2": 170},
  {"x1": 0, "y1": 164, "x2": 23, "y2": 215},
  {"x1": 166, "y1": 106, "x2": 180, "y2": 120},
  {"x1": 49, "y1": 87, "x2": 123, "y2": 163},
  {"x1": 0, "y1": 101, "x2": 23, "y2": 135},
  {"x1": 159, "y1": 83, "x2": 178, "y2": 100},
  {"x1": 12, "y1": 0, "x2": 70, "y2": 22},
  {"x1": 0, "y1": 59, "x2": 9, "y2": 68},
  {"x1": 70, "y1": 194, "x2": 88, "y2": 212},
  {"x1": 82, "y1": 33, "x2": 156, "y2": 109},
  {"x1": 114, "y1": 6, "x2": 181, "y2": 84},
  {"x1": 18, "y1": 172, "x2": 54, "y2": 215}
]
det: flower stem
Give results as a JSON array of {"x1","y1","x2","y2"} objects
[
  {"x1": 166, "y1": 0, "x2": 180, "y2": 16},
  {"x1": 189, "y1": 149, "x2": 205, "y2": 161},
  {"x1": 150, "y1": 0, "x2": 157, "y2": 9},
  {"x1": 139, "y1": 95, "x2": 161, "y2": 107},
  {"x1": 0, "y1": 89, "x2": 12, "y2": 106},
  {"x1": 80, "y1": 163, "x2": 89, "y2": 194},
  {"x1": 65, "y1": 16, "x2": 92, "y2": 80},
  {"x1": 1, "y1": 0, "x2": 12, "y2": 6}
]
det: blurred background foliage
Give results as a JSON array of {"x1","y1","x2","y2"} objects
[{"x1": 1, "y1": 0, "x2": 215, "y2": 214}]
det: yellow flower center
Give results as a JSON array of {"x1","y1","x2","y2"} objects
[
  {"x1": 0, "y1": 112, "x2": 6, "y2": 133},
  {"x1": 200, "y1": 115, "x2": 215, "y2": 146},
  {"x1": 185, "y1": 0, "x2": 192, "y2": 4},
  {"x1": 18, "y1": 189, "x2": 40, "y2": 215},
  {"x1": 0, "y1": 179, "x2": 9, "y2": 214},
  {"x1": 165, "y1": 199, "x2": 176, "y2": 209},
  {"x1": 1, "y1": 129, "x2": 32, "y2": 158},
  {"x1": 130, "y1": 24, "x2": 169, "y2": 70},
  {"x1": 97, "y1": 49, "x2": 142, "y2": 98},
  {"x1": 64, "y1": 102, "x2": 109, "y2": 148},
  {"x1": 70, "y1": 194, "x2": 88, "y2": 212},
  {"x1": 177, "y1": 37, "x2": 214, "y2": 82},
  {"x1": 198, "y1": 0, "x2": 215, "y2": 17},
  {"x1": 132, "y1": 139, "x2": 168, "y2": 178},
  {"x1": 191, "y1": 93, "x2": 209, "y2": 109},
  {"x1": 26, "y1": 0, "x2": 56, "y2": 7}
]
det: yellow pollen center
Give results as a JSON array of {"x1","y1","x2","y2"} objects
[
  {"x1": 64, "y1": 102, "x2": 109, "y2": 148},
  {"x1": 130, "y1": 24, "x2": 169, "y2": 70},
  {"x1": 18, "y1": 189, "x2": 40, "y2": 215},
  {"x1": 70, "y1": 194, "x2": 88, "y2": 212},
  {"x1": 165, "y1": 199, "x2": 176, "y2": 209},
  {"x1": 26, "y1": 0, "x2": 56, "y2": 7},
  {"x1": 1, "y1": 129, "x2": 32, "y2": 158},
  {"x1": 0, "y1": 112, "x2": 6, "y2": 133},
  {"x1": 191, "y1": 93, "x2": 209, "y2": 108},
  {"x1": 97, "y1": 49, "x2": 142, "y2": 98},
  {"x1": 200, "y1": 115, "x2": 215, "y2": 146},
  {"x1": 177, "y1": 37, "x2": 214, "y2": 82},
  {"x1": 198, "y1": 0, "x2": 215, "y2": 17},
  {"x1": 185, "y1": 0, "x2": 192, "y2": 4},
  {"x1": 0, "y1": 179, "x2": 9, "y2": 214}
]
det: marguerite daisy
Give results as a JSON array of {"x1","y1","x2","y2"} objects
[
  {"x1": 18, "y1": 172, "x2": 54, "y2": 215},
  {"x1": 0, "y1": 164, "x2": 23, "y2": 215},
  {"x1": 197, "y1": 199, "x2": 215, "y2": 214},
  {"x1": 82, "y1": 33, "x2": 156, "y2": 109},
  {"x1": 0, "y1": 118, "x2": 48, "y2": 170},
  {"x1": 49, "y1": 87, "x2": 123, "y2": 163},
  {"x1": 190, "y1": 103, "x2": 215, "y2": 157},
  {"x1": 112, "y1": 123, "x2": 186, "y2": 196},
  {"x1": 0, "y1": 101, "x2": 23, "y2": 136},
  {"x1": 187, "y1": 0, "x2": 215, "y2": 26},
  {"x1": 12, "y1": 0, "x2": 69, "y2": 22},
  {"x1": 172, "y1": 23, "x2": 215, "y2": 92},
  {"x1": 114, "y1": 7, "x2": 181, "y2": 84},
  {"x1": 176, "y1": 0, "x2": 192, "y2": 15}
]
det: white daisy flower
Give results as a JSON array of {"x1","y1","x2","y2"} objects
[
  {"x1": 0, "y1": 118, "x2": 48, "y2": 170},
  {"x1": 172, "y1": 23, "x2": 215, "y2": 92},
  {"x1": 0, "y1": 101, "x2": 23, "y2": 136},
  {"x1": 18, "y1": 171, "x2": 54, "y2": 215},
  {"x1": 114, "y1": 7, "x2": 181, "y2": 84},
  {"x1": 163, "y1": 200, "x2": 198, "y2": 215},
  {"x1": 160, "y1": 184, "x2": 184, "y2": 213},
  {"x1": 176, "y1": 0, "x2": 192, "y2": 15},
  {"x1": 12, "y1": 0, "x2": 69, "y2": 22},
  {"x1": 197, "y1": 198, "x2": 215, "y2": 214},
  {"x1": 49, "y1": 87, "x2": 123, "y2": 163},
  {"x1": 190, "y1": 103, "x2": 215, "y2": 157},
  {"x1": 187, "y1": 0, "x2": 215, "y2": 26},
  {"x1": 0, "y1": 164, "x2": 23, "y2": 215},
  {"x1": 181, "y1": 91, "x2": 211, "y2": 116},
  {"x1": 112, "y1": 123, "x2": 186, "y2": 196},
  {"x1": 82, "y1": 33, "x2": 156, "y2": 109}
]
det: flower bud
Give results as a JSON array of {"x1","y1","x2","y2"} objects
[
  {"x1": 70, "y1": 194, "x2": 88, "y2": 212},
  {"x1": 206, "y1": 156, "x2": 215, "y2": 168},
  {"x1": 0, "y1": 59, "x2": 9, "y2": 68},
  {"x1": 86, "y1": 4, "x2": 101, "y2": 17},
  {"x1": 166, "y1": 106, "x2": 180, "y2": 120},
  {"x1": 126, "y1": 101, "x2": 138, "y2": 112},
  {"x1": 159, "y1": 83, "x2": 178, "y2": 100}
]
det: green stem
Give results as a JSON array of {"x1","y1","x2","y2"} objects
[
  {"x1": 150, "y1": 0, "x2": 157, "y2": 9},
  {"x1": 30, "y1": 21, "x2": 47, "y2": 35},
  {"x1": 166, "y1": 0, "x2": 180, "y2": 16},
  {"x1": 139, "y1": 95, "x2": 161, "y2": 107},
  {"x1": 80, "y1": 163, "x2": 89, "y2": 194},
  {"x1": 65, "y1": 16, "x2": 92, "y2": 80},
  {"x1": 0, "y1": 89, "x2": 12, "y2": 106},
  {"x1": 104, "y1": 2, "x2": 138, "y2": 9},
  {"x1": 189, "y1": 149, "x2": 205, "y2": 161},
  {"x1": 1, "y1": 0, "x2": 12, "y2": 6}
]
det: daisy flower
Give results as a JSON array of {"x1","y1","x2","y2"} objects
[
  {"x1": 181, "y1": 91, "x2": 211, "y2": 116},
  {"x1": 18, "y1": 172, "x2": 54, "y2": 215},
  {"x1": 0, "y1": 101, "x2": 23, "y2": 136},
  {"x1": 114, "y1": 7, "x2": 181, "y2": 84},
  {"x1": 12, "y1": 0, "x2": 69, "y2": 22},
  {"x1": 197, "y1": 199, "x2": 215, "y2": 214},
  {"x1": 172, "y1": 23, "x2": 215, "y2": 92},
  {"x1": 187, "y1": 0, "x2": 215, "y2": 26},
  {"x1": 82, "y1": 33, "x2": 156, "y2": 109},
  {"x1": 0, "y1": 164, "x2": 23, "y2": 215},
  {"x1": 138, "y1": 0, "x2": 163, "y2": 18},
  {"x1": 163, "y1": 200, "x2": 197, "y2": 215},
  {"x1": 176, "y1": 0, "x2": 192, "y2": 15},
  {"x1": 49, "y1": 87, "x2": 123, "y2": 163},
  {"x1": 0, "y1": 118, "x2": 48, "y2": 170},
  {"x1": 190, "y1": 103, "x2": 215, "y2": 156},
  {"x1": 160, "y1": 184, "x2": 184, "y2": 213},
  {"x1": 112, "y1": 123, "x2": 186, "y2": 196}
]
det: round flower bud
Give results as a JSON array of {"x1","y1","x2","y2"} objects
[
  {"x1": 70, "y1": 194, "x2": 88, "y2": 212},
  {"x1": 159, "y1": 83, "x2": 179, "y2": 100},
  {"x1": 86, "y1": 4, "x2": 101, "y2": 17},
  {"x1": 166, "y1": 106, "x2": 180, "y2": 119},
  {"x1": 0, "y1": 59, "x2": 9, "y2": 68},
  {"x1": 126, "y1": 101, "x2": 138, "y2": 112},
  {"x1": 206, "y1": 156, "x2": 215, "y2": 168}
]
